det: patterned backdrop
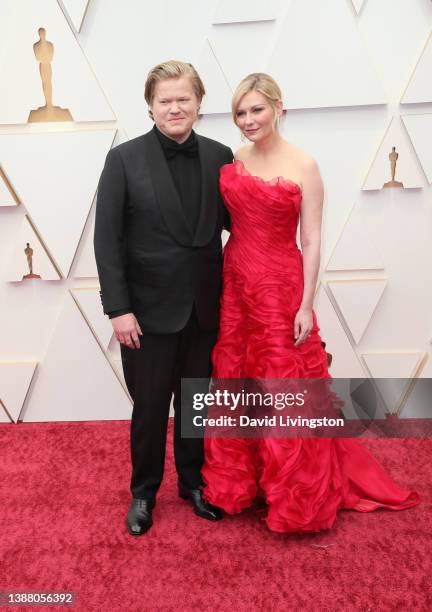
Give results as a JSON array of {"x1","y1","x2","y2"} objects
[{"x1": 0, "y1": 0, "x2": 431, "y2": 422}]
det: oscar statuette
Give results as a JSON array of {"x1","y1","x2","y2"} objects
[
  {"x1": 22, "y1": 243, "x2": 41, "y2": 280},
  {"x1": 383, "y1": 146, "x2": 404, "y2": 188},
  {"x1": 28, "y1": 28, "x2": 73, "y2": 123}
]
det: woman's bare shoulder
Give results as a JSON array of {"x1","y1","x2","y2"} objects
[
  {"x1": 234, "y1": 145, "x2": 253, "y2": 161},
  {"x1": 283, "y1": 142, "x2": 322, "y2": 194}
]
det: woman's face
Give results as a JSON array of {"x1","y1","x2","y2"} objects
[{"x1": 235, "y1": 91, "x2": 281, "y2": 142}]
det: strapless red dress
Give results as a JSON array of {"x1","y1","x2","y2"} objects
[{"x1": 202, "y1": 160, "x2": 420, "y2": 533}]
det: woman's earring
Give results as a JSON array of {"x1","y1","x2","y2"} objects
[{"x1": 240, "y1": 130, "x2": 246, "y2": 143}]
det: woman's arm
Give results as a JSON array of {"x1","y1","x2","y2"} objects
[{"x1": 294, "y1": 157, "x2": 324, "y2": 346}]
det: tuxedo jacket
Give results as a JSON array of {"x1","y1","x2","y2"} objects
[{"x1": 94, "y1": 128, "x2": 233, "y2": 333}]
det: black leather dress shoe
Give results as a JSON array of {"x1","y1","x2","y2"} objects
[
  {"x1": 178, "y1": 482, "x2": 222, "y2": 521},
  {"x1": 126, "y1": 498, "x2": 155, "y2": 536}
]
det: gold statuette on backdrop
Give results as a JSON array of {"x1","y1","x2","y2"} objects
[
  {"x1": 23, "y1": 243, "x2": 41, "y2": 280},
  {"x1": 383, "y1": 146, "x2": 404, "y2": 189},
  {"x1": 28, "y1": 28, "x2": 73, "y2": 123}
]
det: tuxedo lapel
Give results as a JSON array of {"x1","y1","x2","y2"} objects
[
  {"x1": 143, "y1": 129, "x2": 194, "y2": 246},
  {"x1": 193, "y1": 135, "x2": 217, "y2": 247}
]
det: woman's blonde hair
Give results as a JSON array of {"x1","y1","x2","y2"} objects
[
  {"x1": 144, "y1": 60, "x2": 205, "y2": 118},
  {"x1": 232, "y1": 73, "x2": 283, "y2": 126}
]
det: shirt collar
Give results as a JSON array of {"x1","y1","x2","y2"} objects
[{"x1": 153, "y1": 124, "x2": 196, "y2": 153}]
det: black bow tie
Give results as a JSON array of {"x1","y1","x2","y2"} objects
[{"x1": 164, "y1": 138, "x2": 199, "y2": 160}]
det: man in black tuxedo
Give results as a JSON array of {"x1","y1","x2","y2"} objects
[{"x1": 94, "y1": 60, "x2": 232, "y2": 535}]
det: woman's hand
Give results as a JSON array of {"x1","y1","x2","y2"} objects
[{"x1": 294, "y1": 308, "x2": 313, "y2": 347}]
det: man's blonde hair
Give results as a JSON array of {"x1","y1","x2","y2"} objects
[
  {"x1": 232, "y1": 73, "x2": 282, "y2": 126},
  {"x1": 144, "y1": 60, "x2": 205, "y2": 118}
]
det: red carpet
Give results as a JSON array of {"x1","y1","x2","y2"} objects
[{"x1": 1, "y1": 421, "x2": 431, "y2": 611}]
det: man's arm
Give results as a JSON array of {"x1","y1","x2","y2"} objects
[
  {"x1": 94, "y1": 148, "x2": 142, "y2": 349},
  {"x1": 108, "y1": 308, "x2": 132, "y2": 319},
  {"x1": 222, "y1": 147, "x2": 234, "y2": 232},
  {"x1": 94, "y1": 147, "x2": 131, "y2": 314}
]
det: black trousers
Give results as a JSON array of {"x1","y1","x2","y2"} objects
[{"x1": 120, "y1": 307, "x2": 217, "y2": 499}]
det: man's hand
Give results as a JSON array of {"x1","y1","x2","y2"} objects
[{"x1": 112, "y1": 313, "x2": 143, "y2": 349}]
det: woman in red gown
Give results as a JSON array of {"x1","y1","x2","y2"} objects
[{"x1": 202, "y1": 73, "x2": 419, "y2": 533}]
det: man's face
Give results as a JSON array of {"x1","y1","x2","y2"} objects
[{"x1": 150, "y1": 77, "x2": 200, "y2": 143}]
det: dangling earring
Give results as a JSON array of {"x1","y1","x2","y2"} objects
[
  {"x1": 240, "y1": 130, "x2": 246, "y2": 143},
  {"x1": 279, "y1": 108, "x2": 287, "y2": 131}
]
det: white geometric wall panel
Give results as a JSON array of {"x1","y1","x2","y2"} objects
[
  {"x1": 356, "y1": 0, "x2": 432, "y2": 102},
  {"x1": 0, "y1": 271, "x2": 66, "y2": 363},
  {"x1": 401, "y1": 393, "x2": 432, "y2": 419},
  {"x1": 327, "y1": 279, "x2": 387, "y2": 344},
  {"x1": 209, "y1": 21, "x2": 277, "y2": 92},
  {"x1": 6, "y1": 216, "x2": 61, "y2": 281},
  {"x1": 351, "y1": 0, "x2": 367, "y2": 14},
  {"x1": 0, "y1": 403, "x2": 11, "y2": 423},
  {"x1": 362, "y1": 352, "x2": 425, "y2": 414},
  {"x1": 400, "y1": 353, "x2": 431, "y2": 418},
  {"x1": 268, "y1": 0, "x2": 386, "y2": 109},
  {"x1": 0, "y1": 129, "x2": 116, "y2": 277},
  {"x1": 78, "y1": 1, "x2": 215, "y2": 139},
  {"x1": 326, "y1": 203, "x2": 384, "y2": 271},
  {"x1": 71, "y1": 207, "x2": 98, "y2": 278},
  {"x1": 0, "y1": 362, "x2": 38, "y2": 422},
  {"x1": 402, "y1": 114, "x2": 432, "y2": 184},
  {"x1": 71, "y1": 288, "x2": 113, "y2": 350},
  {"x1": 0, "y1": 170, "x2": 18, "y2": 207},
  {"x1": 0, "y1": 182, "x2": 15, "y2": 208},
  {"x1": 108, "y1": 335, "x2": 121, "y2": 359},
  {"x1": 60, "y1": 0, "x2": 90, "y2": 32},
  {"x1": 0, "y1": 0, "x2": 115, "y2": 124},
  {"x1": 277, "y1": 106, "x2": 388, "y2": 265},
  {"x1": 196, "y1": 113, "x2": 240, "y2": 154},
  {"x1": 111, "y1": 357, "x2": 129, "y2": 396},
  {"x1": 212, "y1": 0, "x2": 278, "y2": 24},
  {"x1": 0, "y1": 0, "x2": 431, "y2": 423},
  {"x1": 401, "y1": 31, "x2": 432, "y2": 104},
  {"x1": 363, "y1": 352, "x2": 424, "y2": 379},
  {"x1": 314, "y1": 285, "x2": 366, "y2": 378},
  {"x1": 363, "y1": 117, "x2": 425, "y2": 190},
  {"x1": 196, "y1": 40, "x2": 232, "y2": 115},
  {"x1": 22, "y1": 293, "x2": 131, "y2": 422}
]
